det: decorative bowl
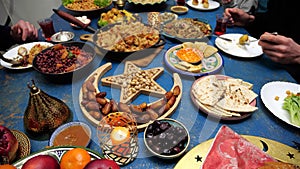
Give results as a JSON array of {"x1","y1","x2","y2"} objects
[
  {"x1": 144, "y1": 118, "x2": 190, "y2": 159},
  {"x1": 49, "y1": 121, "x2": 92, "y2": 147}
]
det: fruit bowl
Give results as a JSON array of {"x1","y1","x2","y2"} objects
[{"x1": 144, "y1": 118, "x2": 190, "y2": 159}]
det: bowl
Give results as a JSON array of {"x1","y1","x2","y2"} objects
[
  {"x1": 144, "y1": 118, "x2": 190, "y2": 159},
  {"x1": 171, "y1": 6, "x2": 188, "y2": 15},
  {"x1": 32, "y1": 41, "x2": 96, "y2": 82},
  {"x1": 49, "y1": 122, "x2": 92, "y2": 147},
  {"x1": 51, "y1": 31, "x2": 75, "y2": 43}
]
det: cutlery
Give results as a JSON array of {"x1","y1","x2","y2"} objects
[
  {"x1": 0, "y1": 52, "x2": 22, "y2": 65},
  {"x1": 212, "y1": 35, "x2": 258, "y2": 44},
  {"x1": 52, "y1": 9, "x2": 96, "y2": 33}
]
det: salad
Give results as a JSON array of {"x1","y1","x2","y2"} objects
[{"x1": 283, "y1": 91, "x2": 300, "y2": 126}]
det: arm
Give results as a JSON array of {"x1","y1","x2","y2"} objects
[
  {"x1": 223, "y1": 8, "x2": 255, "y2": 27},
  {"x1": 10, "y1": 20, "x2": 38, "y2": 42}
]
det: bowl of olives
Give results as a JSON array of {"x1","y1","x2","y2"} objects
[{"x1": 144, "y1": 118, "x2": 190, "y2": 159}]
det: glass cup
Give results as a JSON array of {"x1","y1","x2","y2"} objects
[
  {"x1": 37, "y1": 18, "x2": 55, "y2": 41},
  {"x1": 97, "y1": 112, "x2": 139, "y2": 166},
  {"x1": 213, "y1": 14, "x2": 227, "y2": 36},
  {"x1": 176, "y1": 0, "x2": 186, "y2": 6}
]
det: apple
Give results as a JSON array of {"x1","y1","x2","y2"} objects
[
  {"x1": 83, "y1": 159, "x2": 120, "y2": 169},
  {"x1": 21, "y1": 155, "x2": 60, "y2": 169}
]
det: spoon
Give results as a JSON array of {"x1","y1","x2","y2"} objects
[{"x1": 0, "y1": 52, "x2": 22, "y2": 65}]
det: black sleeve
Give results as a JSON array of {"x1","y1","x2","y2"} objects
[{"x1": 0, "y1": 25, "x2": 16, "y2": 51}]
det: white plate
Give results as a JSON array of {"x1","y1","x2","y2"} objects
[
  {"x1": 261, "y1": 81, "x2": 300, "y2": 128},
  {"x1": 1, "y1": 42, "x2": 53, "y2": 69},
  {"x1": 186, "y1": 0, "x2": 220, "y2": 10},
  {"x1": 215, "y1": 33, "x2": 263, "y2": 58}
]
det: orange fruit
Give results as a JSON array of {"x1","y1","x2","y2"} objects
[
  {"x1": 0, "y1": 164, "x2": 17, "y2": 169},
  {"x1": 60, "y1": 148, "x2": 91, "y2": 169}
]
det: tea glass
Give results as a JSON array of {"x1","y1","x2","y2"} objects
[
  {"x1": 214, "y1": 14, "x2": 227, "y2": 36},
  {"x1": 97, "y1": 112, "x2": 139, "y2": 166},
  {"x1": 37, "y1": 18, "x2": 55, "y2": 41}
]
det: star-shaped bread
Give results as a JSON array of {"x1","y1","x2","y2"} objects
[{"x1": 101, "y1": 61, "x2": 166, "y2": 104}]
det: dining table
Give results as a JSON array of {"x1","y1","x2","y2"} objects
[{"x1": 1, "y1": 0, "x2": 299, "y2": 168}]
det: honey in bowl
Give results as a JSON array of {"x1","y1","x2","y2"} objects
[
  {"x1": 52, "y1": 123, "x2": 91, "y2": 147},
  {"x1": 176, "y1": 48, "x2": 203, "y2": 63}
]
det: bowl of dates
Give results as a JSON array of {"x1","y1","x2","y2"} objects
[{"x1": 144, "y1": 118, "x2": 190, "y2": 159}]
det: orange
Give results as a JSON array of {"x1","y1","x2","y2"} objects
[
  {"x1": 60, "y1": 148, "x2": 91, "y2": 169},
  {"x1": 0, "y1": 164, "x2": 17, "y2": 169}
]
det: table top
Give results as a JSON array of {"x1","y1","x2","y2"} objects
[{"x1": 1, "y1": 1, "x2": 299, "y2": 168}]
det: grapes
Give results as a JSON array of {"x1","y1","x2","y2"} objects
[{"x1": 145, "y1": 120, "x2": 188, "y2": 156}]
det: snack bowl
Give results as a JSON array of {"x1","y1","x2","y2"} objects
[
  {"x1": 144, "y1": 118, "x2": 190, "y2": 159},
  {"x1": 49, "y1": 121, "x2": 92, "y2": 147}
]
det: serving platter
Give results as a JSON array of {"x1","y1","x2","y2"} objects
[
  {"x1": 79, "y1": 62, "x2": 183, "y2": 131},
  {"x1": 215, "y1": 33, "x2": 263, "y2": 58},
  {"x1": 127, "y1": 0, "x2": 167, "y2": 5},
  {"x1": 1, "y1": 42, "x2": 53, "y2": 70},
  {"x1": 186, "y1": 0, "x2": 220, "y2": 10},
  {"x1": 164, "y1": 44, "x2": 223, "y2": 77},
  {"x1": 190, "y1": 75, "x2": 257, "y2": 120},
  {"x1": 63, "y1": 0, "x2": 112, "y2": 12},
  {"x1": 261, "y1": 81, "x2": 300, "y2": 128},
  {"x1": 174, "y1": 135, "x2": 300, "y2": 169},
  {"x1": 13, "y1": 146, "x2": 102, "y2": 169}
]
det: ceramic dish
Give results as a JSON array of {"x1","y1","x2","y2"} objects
[
  {"x1": 144, "y1": 118, "x2": 190, "y2": 159},
  {"x1": 261, "y1": 81, "x2": 300, "y2": 128},
  {"x1": 127, "y1": 0, "x2": 167, "y2": 5},
  {"x1": 164, "y1": 44, "x2": 223, "y2": 77},
  {"x1": 49, "y1": 121, "x2": 92, "y2": 147},
  {"x1": 174, "y1": 135, "x2": 300, "y2": 168},
  {"x1": 170, "y1": 6, "x2": 189, "y2": 15},
  {"x1": 63, "y1": 0, "x2": 112, "y2": 12},
  {"x1": 51, "y1": 31, "x2": 75, "y2": 43},
  {"x1": 1, "y1": 42, "x2": 53, "y2": 70},
  {"x1": 13, "y1": 146, "x2": 102, "y2": 169},
  {"x1": 186, "y1": 0, "x2": 220, "y2": 10},
  {"x1": 11, "y1": 130, "x2": 31, "y2": 163},
  {"x1": 215, "y1": 33, "x2": 263, "y2": 58},
  {"x1": 190, "y1": 75, "x2": 257, "y2": 120}
]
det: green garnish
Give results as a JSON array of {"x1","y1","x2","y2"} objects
[
  {"x1": 68, "y1": 51, "x2": 75, "y2": 58},
  {"x1": 62, "y1": 0, "x2": 74, "y2": 6},
  {"x1": 94, "y1": 0, "x2": 111, "y2": 7},
  {"x1": 98, "y1": 19, "x2": 108, "y2": 27},
  {"x1": 283, "y1": 93, "x2": 300, "y2": 126}
]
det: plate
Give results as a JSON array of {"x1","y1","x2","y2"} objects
[
  {"x1": 174, "y1": 135, "x2": 300, "y2": 168},
  {"x1": 11, "y1": 130, "x2": 31, "y2": 163},
  {"x1": 1, "y1": 42, "x2": 53, "y2": 69},
  {"x1": 190, "y1": 75, "x2": 257, "y2": 120},
  {"x1": 215, "y1": 33, "x2": 263, "y2": 58},
  {"x1": 127, "y1": 0, "x2": 167, "y2": 5},
  {"x1": 261, "y1": 81, "x2": 300, "y2": 128},
  {"x1": 63, "y1": 0, "x2": 112, "y2": 12},
  {"x1": 186, "y1": 0, "x2": 220, "y2": 10},
  {"x1": 164, "y1": 44, "x2": 223, "y2": 77},
  {"x1": 13, "y1": 146, "x2": 103, "y2": 169},
  {"x1": 170, "y1": 6, "x2": 189, "y2": 15}
]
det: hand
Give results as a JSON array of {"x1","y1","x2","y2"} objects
[
  {"x1": 258, "y1": 32, "x2": 300, "y2": 64},
  {"x1": 10, "y1": 20, "x2": 38, "y2": 42},
  {"x1": 224, "y1": 8, "x2": 255, "y2": 26}
]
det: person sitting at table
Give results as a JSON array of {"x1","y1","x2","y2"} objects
[
  {"x1": 0, "y1": 19, "x2": 38, "y2": 51},
  {"x1": 223, "y1": 0, "x2": 300, "y2": 83},
  {"x1": 220, "y1": 0, "x2": 258, "y2": 13}
]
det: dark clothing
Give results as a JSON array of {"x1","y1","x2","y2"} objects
[
  {"x1": 0, "y1": 25, "x2": 16, "y2": 51},
  {"x1": 246, "y1": 0, "x2": 300, "y2": 83}
]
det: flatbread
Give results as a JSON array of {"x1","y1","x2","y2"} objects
[{"x1": 203, "y1": 45, "x2": 218, "y2": 58}]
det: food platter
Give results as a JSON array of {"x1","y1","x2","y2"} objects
[
  {"x1": 164, "y1": 44, "x2": 223, "y2": 77},
  {"x1": 261, "y1": 81, "x2": 300, "y2": 128},
  {"x1": 63, "y1": 0, "x2": 112, "y2": 12},
  {"x1": 174, "y1": 135, "x2": 300, "y2": 169},
  {"x1": 127, "y1": 0, "x2": 167, "y2": 5},
  {"x1": 13, "y1": 146, "x2": 102, "y2": 169},
  {"x1": 11, "y1": 130, "x2": 31, "y2": 163},
  {"x1": 1, "y1": 42, "x2": 53, "y2": 70},
  {"x1": 190, "y1": 75, "x2": 258, "y2": 120},
  {"x1": 215, "y1": 33, "x2": 263, "y2": 58},
  {"x1": 186, "y1": 0, "x2": 220, "y2": 10},
  {"x1": 161, "y1": 18, "x2": 212, "y2": 42},
  {"x1": 79, "y1": 62, "x2": 183, "y2": 131}
]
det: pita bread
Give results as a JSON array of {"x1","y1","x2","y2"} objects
[{"x1": 203, "y1": 45, "x2": 218, "y2": 58}]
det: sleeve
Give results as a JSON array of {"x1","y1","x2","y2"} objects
[{"x1": 0, "y1": 25, "x2": 16, "y2": 51}]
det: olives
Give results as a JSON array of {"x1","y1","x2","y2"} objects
[{"x1": 145, "y1": 120, "x2": 189, "y2": 156}]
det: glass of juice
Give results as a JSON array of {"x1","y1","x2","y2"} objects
[{"x1": 37, "y1": 18, "x2": 55, "y2": 41}]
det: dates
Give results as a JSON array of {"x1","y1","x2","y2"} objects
[
  {"x1": 81, "y1": 72, "x2": 181, "y2": 125},
  {"x1": 145, "y1": 120, "x2": 188, "y2": 156}
]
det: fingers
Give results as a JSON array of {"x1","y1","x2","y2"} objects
[{"x1": 11, "y1": 20, "x2": 38, "y2": 42}]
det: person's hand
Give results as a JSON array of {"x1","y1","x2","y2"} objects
[
  {"x1": 224, "y1": 8, "x2": 255, "y2": 26},
  {"x1": 10, "y1": 20, "x2": 38, "y2": 42},
  {"x1": 258, "y1": 32, "x2": 300, "y2": 64}
]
